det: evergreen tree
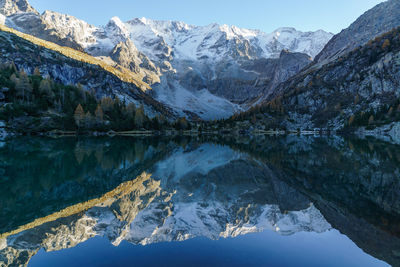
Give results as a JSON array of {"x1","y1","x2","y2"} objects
[
  {"x1": 100, "y1": 97, "x2": 114, "y2": 113},
  {"x1": 39, "y1": 79, "x2": 54, "y2": 101},
  {"x1": 175, "y1": 117, "x2": 189, "y2": 130},
  {"x1": 135, "y1": 105, "x2": 145, "y2": 128},
  {"x1": 33, "y1": 67, "x2": 41, "y2": 76},
  {"x1": 95, "y1": 104, "x2": 104, "y2": 122},
  {"x1": 125, "y1": 103, "x2": 136, "y2": 119},
  {"x1": 151, "y1": 116, "x2": 161, "y2": 130},
  {"x1": 74, "y1": 104, "x2": 85, "y2": 129},
  {"x1": 84, "y1": 111, "x2": 93, "y2": 129},
  {"x1": 368, "y1": 115, "x2": 375, "y2": 125},
  {"x1": 15, "y1": 71, "x2": 32, "y2": 103}
]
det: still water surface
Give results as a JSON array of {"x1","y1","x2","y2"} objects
[{"x1": 0, "y1": 136, "x2": 399, "y2": 266}]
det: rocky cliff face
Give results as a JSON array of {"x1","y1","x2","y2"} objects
[
  {"x1": 224, "y1": 0, "x2": 400, "y2": 132},
  {"x1": 109, "y1": 20, "x2": 331, "y2": 119},
  {"x1": 0, "y1": 0, "x2": 36, "y2": 16},
  {"x1": 245, "y1": 26, "x2": 400, "y2": 132},
  {"x1": 0, "y1": 28, "x2": 174, "y2": 118},
  {"x1": 315, "y1": 0, "x2": 400, "y2": 64}
]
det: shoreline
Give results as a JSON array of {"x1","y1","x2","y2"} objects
[
  {"x1": 1, "y1": 122, "x2": 399, "y2": 144},
  {"x1": 0, "y1": 128, "x2": 342, "y2": 138}
]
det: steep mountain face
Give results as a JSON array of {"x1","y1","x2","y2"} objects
[
  {"x1": 1, "y1": 3, "x2": 332, "y2": 119},
  {"x1": 234, "y1": 1, "x2": 400, "y2": 133},
  {"x1": 125, "y1": 19, "x2": 329, "y2": 61},
  {"x1": 0, "y1": 0, "x2": 37, "y2": 16},
  {"x1": 0, "y1": 27, "x2": 174, "y2": 118},
  {"x1": 315, "y1": 0, "x2": 400, "y2": 63},
  {"x1": 235, "y1": 50, "x2": 312, "y2": 104},
  {"x1": 250, "y1": 26, "x2": 400, "y2": 131},
  {"x1": 103, "y1": 19, "x2": 331, "y2": 119}
]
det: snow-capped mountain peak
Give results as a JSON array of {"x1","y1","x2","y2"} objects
[
  {"x1": 40, "y1": 10, "x2": 98, "y2": 49},
  {"x1": 123, "y1": 18, "x2": 332, "y2": 60},
  {"x1": 0, "y1": 0, "x2": 37, "y2": 16},
  {"x1": 106, "y1": 16, "x2": 129, "y2": 37},
  {"x1": 1, "y1": 0, "x2": 333, "y2": 120}
]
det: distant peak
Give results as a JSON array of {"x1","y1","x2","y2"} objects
[
  {"x1": 41, "y1": 9, "x2": 94, "y2": 29},
  {"x1": 110, "y1": 16, "x2": 123, "y2": 23},
  {"x1": 41, "y1": 10, "x2": 62, "y2": 17},
  {"x1": 126, "y1": 17, "x2": 157, "y2": 26},
  {"x1": 138, "y1": 17, "x2": 151, "y2": 24},
  {"x1": 273, "y1": 27, "x2": 298, "y2": 34},
  {"x1": 108, "y1": 16, "x2": 125, "y2": 28},
  {"x1": 0, "y1": 0, "x2": 38, "y2": 16}
]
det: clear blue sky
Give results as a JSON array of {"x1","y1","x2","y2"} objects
[{"x1": 29, "y1": 0, "x2": 385, "y2": 33}]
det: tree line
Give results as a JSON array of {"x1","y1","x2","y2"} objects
[{"x1": 0, "y1": 63, "x2": 192, "y2": 133}]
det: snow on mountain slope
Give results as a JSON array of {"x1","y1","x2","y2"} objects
[
  {"x1": 40, "y1": 10, "x2": 98, "y2": 48},
  {"x1": 126, "y1": 18, "x2": 332, "y2": 60},
  {"x1": 153, "y1": 78, "x2": 242, "y2": 120},
  {"x1": 0, "y1": 1, "x2": 333, "y2": 120},
  {"x1": 0, "y1": 0, "x2": 37, "y2": 16},
  {"x1": 121, "y1": 18, "x2": 331, "y2": 119}
]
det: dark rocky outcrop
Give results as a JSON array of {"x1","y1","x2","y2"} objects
[{"x1": 207, "y1": 50, "x2": 312, "y2": 103}]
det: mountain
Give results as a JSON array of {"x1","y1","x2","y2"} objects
[
  {"x1": 315, "y1": 0, "x2": 400, "y2": 64},
  {"x1": 1, "y1": 2, "x2": 333, "y2": 119},
  {"x1": 0, "y1": 0, "x2": 37, "y2": 16},
  {"x1": 229, "y1": 0, "x2": 400, "y2": 136},
  {"x1": 0, "y1": 25, "x2": 174, "y2": 121},
  {"x1": 237, "y1": 26, "x2": 400, "y2": 134}
]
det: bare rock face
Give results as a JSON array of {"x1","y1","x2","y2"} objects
[
  {"x1": 0, "y1": 30, "x2": 174, "y2": 119},
  {"x1": 256, "y1": 26, "x2": 400, "y2": 132},
  {"x1": 204, "y1": 50, "x2": 312, "y2": 103},
  {"x1": 239, "y1": 1, "x2": 400, "y2": 132},
  {"x1": 315, "y1": 0, "x2": 400, "y2": 63},
  {"x1": 0, "y1": 0, "x2": 37, "y2": 16},
  {"x1": 111, "y1": 39, "x2": 157, "y2": 74},
  {"x1": 5, "y1": 11, "x2": 88, "y2": 51}
]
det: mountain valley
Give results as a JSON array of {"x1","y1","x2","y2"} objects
[{"x1": 0, "y1": 0, "x2": 333, "y2": 120}]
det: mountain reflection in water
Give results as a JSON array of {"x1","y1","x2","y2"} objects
[{"x1": 0, "y1": 136, "x2": 399, "y2": 266}]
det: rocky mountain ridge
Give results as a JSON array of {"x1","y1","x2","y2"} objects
[
  {"x1": 0, "y1": 0, "x2": 333, "y2": 119},
  {"x1": 238, "y1": 26, "x2": 400, "y2": 132},
  {"x1": 0, "y1": 26, "x2": 174, "y2": 119},
  {"x1": 0, "y1": 0, "x2": 36, "y2": 16},
  {"x1": 315, "y1": 0, "x2": 400, "y2": 64},
  {"x1": 226, "y1": 0, "x2": 400, "y2": 134}
]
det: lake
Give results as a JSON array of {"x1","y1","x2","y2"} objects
[{"x1": 0, "y1": 135, "x2": 399, "y2": 266}]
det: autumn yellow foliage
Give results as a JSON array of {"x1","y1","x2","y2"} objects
[{"x1": 0, "y1": 24, "x2": 151, "y2": 90}]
